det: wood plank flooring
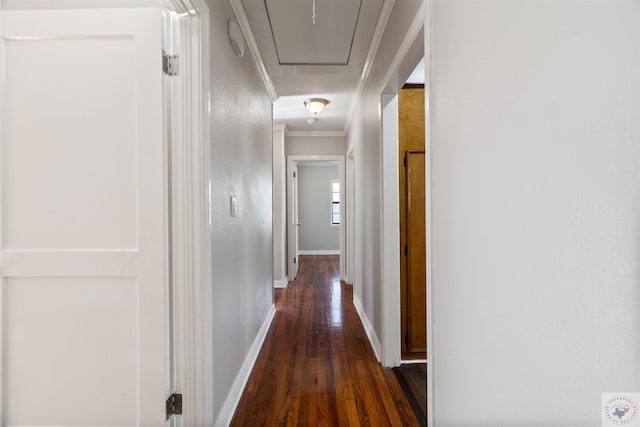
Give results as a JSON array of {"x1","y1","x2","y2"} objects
[
  {"x1": 393, "y1": 364, "x2": 427, "y2": 426},
  {"x1": 231, "y1": 255, "x2": 419, "y2": 426}
]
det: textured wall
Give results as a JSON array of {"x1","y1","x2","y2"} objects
[
  {"x1": 430, "y1": 1, "x2": 640, "y2": 424},
  {"x1": 205, "y1": 0, "x2": 273, "y2": 420}
]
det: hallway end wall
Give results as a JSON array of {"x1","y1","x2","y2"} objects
[{"x1": 285, "y1": 134, "x2": 347, "y2": 156}]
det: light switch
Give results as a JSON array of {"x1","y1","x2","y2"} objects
[{"x1": 230, "y1": 195, "x2": 238, "y2": 217}]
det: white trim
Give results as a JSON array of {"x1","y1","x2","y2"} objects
[
  {"x1": 0, "y1": 4, "x2": 4, "y2": 420},
  {"x1": 353, "y1": 294, "x2": 382, "y2": 362},
  {"x1": 287, "y1": 155, "x2": 346, "y2": 282},
  {"x1": 162, "y1": 2, "x2": 210, "y2": 425},
  {"x1": 380, "y1": 93, "x2": 401, "y2": 368},
  {"x1": 425, "y1": 1, "x2": 434, "y2": 426},
  {"x1": 379, "y1": 2, "x2": 426, "y2": 93},
  {"x1": 273, "y1": 279, "x2": 288, "y2": 288},
  {"x1": 344, "y1": 0, "x2": 395, "y2": 134},
  {"x1": 285, "y1": 130, "x2": 346, "y2": 137},
  {"x1": 298, "y1": 250, "x2": 340, "y2": 255},
  {"x1": 214, "y1": 304, "x2": 276, "y2": 427},
  {"x1": 273, "y1": 123, "x2": 287, "y2": 132},
  {"x1": 228, "y1": 0, "x2": 278, "y2": 101},
  {"x1": 345, "y1": 147, "x2": 355, "y2": 285},
  {"x1": 375, "y1": 4, "x2": 425, "y2": 371},
  {"x1": 401, "y1": 359, "x2": 427, "y2": 364}
]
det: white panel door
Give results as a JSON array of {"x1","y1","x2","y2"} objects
[
  {"x1": 0, "y1": 8, "x2": 168, "y2": 426},
  {"x1": 293, "y1": 163, "x2": 300, "y2": 279}
]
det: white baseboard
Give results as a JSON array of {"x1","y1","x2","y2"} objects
[
  {"x1": 353, "y1": 295, "x2": 382, "y2": 363},
  {"x1": 214, "y1": 304, "x2": 276, "y2": 427},
  {"x1": 273, "y1": 279, "x2": 288, "y2": 288},
  {"x1": 298, "y1": 250, "x2": 340, "y2": 255},
  {"x1": 401, "y1": 359, "x2": 428, "y2": 364}
]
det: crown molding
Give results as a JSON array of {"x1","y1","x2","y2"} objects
[
  {"x1": 285, "y1": 130, "x2": 347, "y2": 138},
  {"x1": 229, "y1": 0, "x2": 279, "y2": 102},
  {"x1": 343, "y1": 0, "x2": 395, "y2": 134}
]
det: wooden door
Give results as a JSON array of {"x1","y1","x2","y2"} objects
[
  {"x1": 399, "y1": 86, "x2": 426, "y2": 359},
  {"x1": 0, "y1": 8, "x2": 169, "y2": 425},
  {"x1": 405, "y1": 151, "x2": 427, "y2": 355}
]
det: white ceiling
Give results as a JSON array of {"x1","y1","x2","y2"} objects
[{"x1": 238, "y1": 0, "x2": 387, "y2": 133}]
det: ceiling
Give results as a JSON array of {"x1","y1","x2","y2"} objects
[{"x1": 235, "y1": 0, "x2": 389, "y2": 134}]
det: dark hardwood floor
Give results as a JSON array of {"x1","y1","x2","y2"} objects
[
  {"x1": 231, "y1": 255, "x2": 419, "y2": 426},
  {"x1": 393, "y1": 364, "x2": 427, "y2": 426}
]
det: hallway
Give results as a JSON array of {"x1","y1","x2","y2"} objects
[{"x1": 230, "y1": 255, "x2": 419, "y2": 426}]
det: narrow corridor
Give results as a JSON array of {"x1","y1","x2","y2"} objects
[{"x1": 231, "y1": 255, "x2": 419, "y2": 426}]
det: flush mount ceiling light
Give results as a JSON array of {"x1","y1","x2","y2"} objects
[{"x1": 304, "y1": 98, "x2": 330, "y2": 115}]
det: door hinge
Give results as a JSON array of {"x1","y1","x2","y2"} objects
[
  {"x1": 166, "y1": 393, "x2": 183, "y2": 420},
  {"x1": 163, "y1": 50, "x2": 180, "y2": 76},
  {"x1": 293, "y1": 257, "x2": 297, "y2": 264},
  {"x1": 404, "y1": 245, "x2": 408, "y2": 256},
  {"x1": 293, "y1": 171, "x2": 297, "y2": 178}
]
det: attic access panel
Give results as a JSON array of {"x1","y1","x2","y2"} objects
[{"x1": 265, "y1": 0, "x2": 362, "y2": 65}]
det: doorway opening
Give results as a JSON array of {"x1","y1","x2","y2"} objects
[{"x1": 286, "y1": 155, "x2": 346, "y2": 282}]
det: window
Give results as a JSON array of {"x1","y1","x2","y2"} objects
[{"x1": 331, "y1": 180, "x2": 340, "y2": 225}]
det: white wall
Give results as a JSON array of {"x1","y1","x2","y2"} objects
[
  {"x1": 347, "y1": 0, "x2": 424, "y2": 360},
  {"x1": 273, "y1": 125, "x2": 287, "y2": 287},
  {"x1": 205, "y1": 0, "x2": 273, "y2": 421},
  {"x1": 286, "y1": 134, "x2": 347, "y2": 156},
  {"x1": 297, "y1": 165, "x2": 339, "y2": 252},
  {"x1": 429, "y1": 1, "x2": 640, "y2": 425}
]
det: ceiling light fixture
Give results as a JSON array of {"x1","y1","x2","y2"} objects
[
  {"x1": 304, "y1": 98, "x2": 330, "y2": 114},
  {"x1": 307, "y1": 118, "x2": 318, "y2": 125}
]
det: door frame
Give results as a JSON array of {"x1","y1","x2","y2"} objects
[
  {"x1": 287, "y1": 155, "x2": 346, "y2": 281},
  {"x1": 345, "y1": 147, "x2": 356, "y2": 285},
  {"x1": 377, "y1": 3, "x2": 426, "y2": 368},
  {"x1": 162, "y1": 1, "x2": 211, "y2": 425}
]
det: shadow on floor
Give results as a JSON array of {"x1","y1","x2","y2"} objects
[{"x1": 393, "y1": 364, "x2": 426, "y2": 427}]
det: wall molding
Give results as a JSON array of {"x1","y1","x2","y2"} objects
[
  {"x1": 228, "y1": 0, "x2": 279, "y2": 101},
  {"x1": 353, "y1": 295, "x2": 382, "y2": 362},
  {"x1": 286, "y1": 130, "x2": 346, "y2": 138},
  {"x1": 214, "y1": 304, "x2": 276, "y2": 426},
  {"x1": 273, "y1": 279, "x2": 288, "y2": 288},
  {"x1": 298, "y1": 250, "x2": 340, "y2": 255}
]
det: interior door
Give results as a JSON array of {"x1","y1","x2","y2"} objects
[
  {"x1": 0, "y1": 8, "x2": 169, "y2": 425},
  {"x1": 405, "y1": 151, "x2": 427, "y2": 356},
  {"x1": 292, "y1": 162, "x2": 300, "y2": 279}
]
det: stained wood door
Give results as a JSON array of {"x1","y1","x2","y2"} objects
[
  {"x1": 399, "y1": 86, "x2": 426, "y2": 359},
  {"x1": 404, "y1": 151, "x2": 427, "y2": 355},
  {"x1": 0, "y1": 8, "x2": 169, "y2": 425}
]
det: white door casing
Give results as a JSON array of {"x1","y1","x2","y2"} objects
[
  {"x1": 286, "y1": 155, "x2": 346, "y2": 282},
  {"x1": 0, "y1": 8, "x2": 168, "y2": 426}
]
